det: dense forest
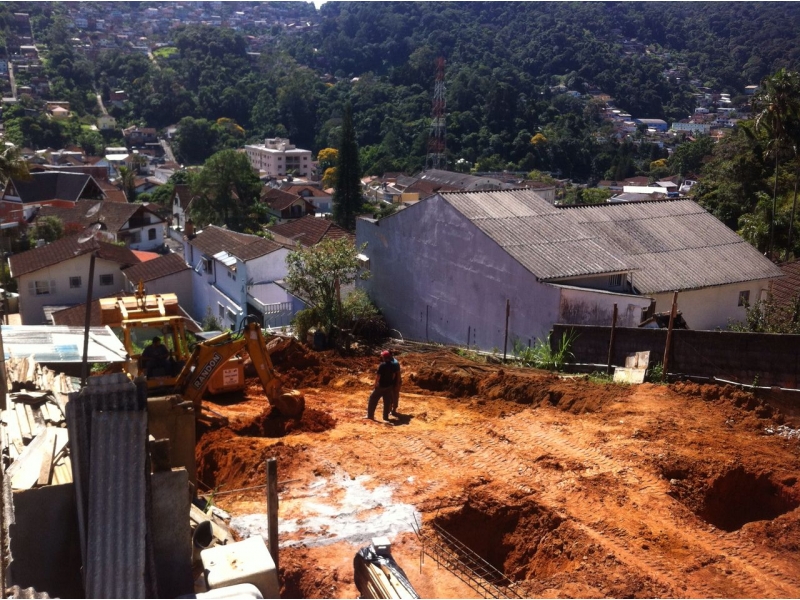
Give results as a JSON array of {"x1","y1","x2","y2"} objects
[{"x1": 3, "y1": 2, "x2": 800, "y2": 182}]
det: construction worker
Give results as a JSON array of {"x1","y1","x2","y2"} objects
[
  {"x1": 141, "y1": 336, "x2": 170, "y2": 377},
  {"x1": 364, "y1": 350, "x2": 397, "y2": 422},
  {"x1": 389, "y1": 351, "x2": 402, "y2": 416}
]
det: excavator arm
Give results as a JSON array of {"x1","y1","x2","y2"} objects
[{"x1": 175, "y1": 322, "x2": 305, "y2": 418}]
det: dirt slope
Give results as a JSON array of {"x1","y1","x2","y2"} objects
[{"x1": 197, "y1": 345, "x2": 800, "y2": 599}]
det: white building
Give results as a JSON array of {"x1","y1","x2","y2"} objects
[
  {"x1": 355, "y1": 191, "x2": 783, "y2": 350},
  {"x1": 244, "y1": 138, "x2": 312, "y2": 178},
  {"x1": 9, "y1": 236, "x2": 141, "y2": 324},
  {"x1": 183, "y1": 225, "x2": 304, "y2": 329}
]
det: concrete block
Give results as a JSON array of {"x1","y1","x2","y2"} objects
[{"x1": 201, "y1": 537, "x2": 279, "y2": 599}]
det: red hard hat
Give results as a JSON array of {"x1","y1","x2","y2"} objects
[{"x1": 381, "y1": 350, "x2": 391, "y2": 359}]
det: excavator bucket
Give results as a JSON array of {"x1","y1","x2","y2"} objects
[{"x1": 273, "y1": 390, "x2": 305, "y2": 419}]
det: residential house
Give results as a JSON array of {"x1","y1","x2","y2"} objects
[
  {"x1": 266, "y1": 215, "x2": 354, "y2": 247},
  {"x1": 635, "y1": 118, "x2": 668, "y2": 132},
  {"x1": 0, "y1": 171, "x2": 105, "y2": 223},
  {"x1": 9, "y1": 235, "x2": 140, "y2": 324},
  {"x1": 121, "y1": 252, "x2": 193, "y2": 309},
  {"x1": 97, "y1": 114, "x2": 117, "y2": 131},
  {"x1": 261, "y1": 188, "x2": 315, "y2": 222},
  {"x1": 355, "y1": 190, "x2": 783, "y2": 351},
  {"x1": 122, "y1": 126, "x2": 158, "y2": 148},
  {"x1": 282, "y1": 184, "x2": 332, "y2": 214},
  {"x1": 244, "y1": 138, "x2": 313, "y2": 178},
  {"x1": 183, "y1": 225, "x2": 304, "y2": 329},
  {"x1": 171, "y1": 184, "x2": 194, "y2": 229},
  {"x1": 35, "y1": 200, "x2": 166, "y2": 251}
]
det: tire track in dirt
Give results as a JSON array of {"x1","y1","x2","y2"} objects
[{"x1": 499, "y1": 416, "x2": 800, "y2": 598}]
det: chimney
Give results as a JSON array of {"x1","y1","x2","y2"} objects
[{"x1": 184, "y1": 219, "x2": 195, "y2": 239}]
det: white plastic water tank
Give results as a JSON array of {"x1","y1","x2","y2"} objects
[{"x1": 201, "y1": 537, "x2": 279, "y2": 599}]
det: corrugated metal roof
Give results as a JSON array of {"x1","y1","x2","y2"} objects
[
  {"x1": 441, "y1": 192, "x2": 783, "y2": 291},
  {"x1": 442, "y1": 191, "x2": 628, "y2": 279},
  {"x1": 1, "y1": 325, "x2": 127, "y2": 363},
  {"x1": 212, "y1": 250, "x2": 237, "y2": 267},
  {"x1": 566, "y1": 200, "x2": 784, "y2": 293},
  {"x1": 85, "y1": 410, "x2": 148, "y2": 599}
]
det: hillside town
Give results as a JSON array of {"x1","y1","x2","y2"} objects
[{"x1": 1, "y1": 2, "x2": 800, "y2": 599}]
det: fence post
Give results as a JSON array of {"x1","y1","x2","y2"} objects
[
  {"x1": 503, "y1": 299, "x2": 510, "y2": 362},
  {"x1": 662, "y1": 292, "x2": 679, "y2": 381},
  {"x1": 607, "y1": 304, "x2": 618, "y2": 375},
  {"x1": 266, "y1": 458, "x2": 279, "y2": 572}
]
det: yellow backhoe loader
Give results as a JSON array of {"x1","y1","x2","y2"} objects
[{"x1": 99, "y1": 284, "x2": 304, "y2": 418}]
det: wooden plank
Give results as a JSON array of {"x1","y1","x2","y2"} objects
[
  {"x1": 15, "y1": 402, "x2": 32, "y2": 442},
  {"x1": 25, "y1": 403, "x2": 45, "y2": 437},
  {"x1": 2, "y1": 409, "x2": 24, "y2": 454},
  {"x1": 38, "y1": 430, "x2": 58, "y2": 486},
  {"x1": 8, "y1": 429, "x2": 51, "y2": 490}
]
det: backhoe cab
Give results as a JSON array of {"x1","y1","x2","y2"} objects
[{"x1": 99, "y1": 283, "x2": 245, "y2": 395}]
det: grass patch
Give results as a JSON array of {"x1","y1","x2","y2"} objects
[{"x1": 153, "y1": 46, "x2": 178, "y2": 59}]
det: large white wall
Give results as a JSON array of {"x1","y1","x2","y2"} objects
[
  {"x1": 651, "y1": 279, "x2": 772, "y2": 330},
  {"x1": 356, "y1": 196, "x2": 564, "y2": 351},
  {"x1": 18, "y1": 254, "x2": 127, "y2": 324}
]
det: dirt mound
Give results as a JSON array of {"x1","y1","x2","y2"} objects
[
  {"x1": 280, "y1": 547, "x2": 353, "y2": 599},
  {"x1": 233, "y1": 407, "x2": 337, "y2": 437},
  {"x1": 671, "y1": 382, "x2": 780, "y2": 420},
  {"x1": 196, "y1": 430, "x2": 308, "y2": 491},
  {"x1": 266, "y1": 336, "x2": 320, "y2": 369}
]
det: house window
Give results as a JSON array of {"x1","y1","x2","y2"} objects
[
  {"x1": 202, "y1": 258, "x2": 212, "y2": 274},
  {"x1": 227, "y1": 269, "x2": 235, "y2": 280},
  {"x1": 129, "y1": 231, "x2": 141, "y2": 243},
  {"x1": 69, "y1": 276, "x2": 82, "y2": 289},
  {"x1": 99, "y1": 274, "x2": 114, "y2": 286},
  {"x1": 30, "y1": 280, "x2": 53, "y2": 295},
  {"x1": 226, "y1": 309, "x2": 236, "y2": 323},
  {"x1": 609, "y1": 274, "x2": 624, "y2": 288},
  {"x1": 738, "y1": 290, "x2": 750, "y2": 307},
  {"x1": 148, "y1": 228, "x2": 156, "y2": 240},
  {"x1": 219, "y1": 304, "x2": 225, "y2": 319}
]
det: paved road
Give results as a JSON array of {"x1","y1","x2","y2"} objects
[{"x1": 160, "y1": 138, "x2": 176, "y2": 163}]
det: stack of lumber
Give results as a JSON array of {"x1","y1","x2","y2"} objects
[
  {"x1": 2, "y1": 357, "x2": 75, "y2": 489},
  {"x1": 353, "y1": 544, "x2": 420, "y2": 600}
]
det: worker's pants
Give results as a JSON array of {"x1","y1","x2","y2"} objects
[{"x1": 367, "y1": 386, "x2": 394, "y2": 420}]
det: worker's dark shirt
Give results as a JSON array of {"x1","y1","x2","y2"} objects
[
  {"x1": 142, "y1": 343, "x2": 168, "y2": 366},
  {"x1": 377, "y1": 361, "x2": 395, "y2": 388}
]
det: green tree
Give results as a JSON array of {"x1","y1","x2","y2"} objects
[
  {"x1": 118, "y1": 166, "x2": 137, "y2": 203},
  {"x1": 28, "y1": 216, "x2": 64, "y2": 245},
  {"x1": 752, "y1": 69, "x2": 800, "y2": 257},
  {"x1": 189, "y1": 149, "x2": 261, "y2": 230},
  {"x1": 0, "y1": 145, "x2": 29, "y2": 188},
  {"x1": 285, "y1": 238, "x2": 370, "y2": 335},
  {"x1": 332, "y1": 103, "x2": 363, "y2": 231}
]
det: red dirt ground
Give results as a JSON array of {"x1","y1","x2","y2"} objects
[{"x1": 196, "y1": 342, "x2": 800, "y2": 599}]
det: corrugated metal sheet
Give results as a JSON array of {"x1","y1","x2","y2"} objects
[
  {"x1": 85, "y1": 410, "x2": 148, "y2": 599},
  {"x1": 442, "y1": 192, "x2": 783, "y2": 291},
  {"x1": 443, "y1": 191, "x2": 628, "y2": 278},
  {"x1": 566, "y1": 200, "x2": 784, "y2": 292},
  {"x1": 1, "y1": 326, "x2": 127, "y2": 363}
]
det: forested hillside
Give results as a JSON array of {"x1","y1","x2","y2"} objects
[{"x1": 3, "y1": 2, "x2": 800, "y2": 181}]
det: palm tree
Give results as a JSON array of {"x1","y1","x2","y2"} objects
[
  {"x1": 752, "y1": 69, "x2": 800, "y2": 258},
  {"x1": 0, "y1": 145, "x2": 30, "y2": 189}
]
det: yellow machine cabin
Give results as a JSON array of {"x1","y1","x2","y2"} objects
[{"x1": 99, "y1": 285, "x2": 244, "y2": 395}]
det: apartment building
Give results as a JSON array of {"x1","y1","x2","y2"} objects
[{"x1": 244, "y1": 138, "x2": 312, "y2": 178}]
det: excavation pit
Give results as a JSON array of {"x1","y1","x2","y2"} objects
[
  {"x1": 698, "y1": 467, "x2": 800, "y2": 532},
  {"x1": 433, "y1": 490, "x2": 565, "y2": 582}
]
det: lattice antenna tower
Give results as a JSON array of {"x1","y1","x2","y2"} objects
[{"x1": 426, "y1": 56, "x2": 447, "y2": 170}]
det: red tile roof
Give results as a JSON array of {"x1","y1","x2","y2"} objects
[
  {"x1": 189, "y1": 225, "x2": 285, "y2": 261},
  {"x1": 261, "y1": 187, "x2": 305, "y2": 211},
  {"x1": 122, "y1": 252, "x2": 189, "y2": 283},
  {"x1": 771, "y1": 260, "x2": 800, "y2": 308},
  {"x1": 9, "y1": 235, "x2": 140, "y2": 278},
  {"x1": 282, "y1": 185, "x2": 331, "y2": 198},
  {"x1": 35, "y1": 200, "x2": 163, "y2": 233},
  {"x1": 266, "y1": 215, "x2": 354, "y2": 247},
  {"x1": 131, "y1": 250, "x2": 160, "y2": 262},
  {"x1": 172, "y1": 184, "x2": 194, "y2": 210}
]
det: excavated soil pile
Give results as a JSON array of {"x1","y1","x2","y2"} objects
[
  {"x1": 234, "y1": 407, "x2": 337, "y2": 438},
  {"x1": 195, "y1": 347, "x2": 800, "y2": 599}
]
